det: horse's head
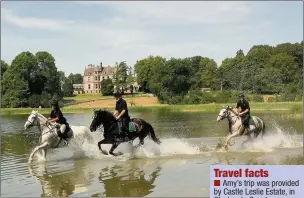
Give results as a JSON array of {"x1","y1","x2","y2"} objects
[
  {"x1": 89, "y1": 109, "x2": 116, "y2": 132},
  {"x1": 24, "y1": 110, "x2": 39, "y2": 129},
  {"x1": 217, "y1": 105, "x2": 231, "y2": 122}
]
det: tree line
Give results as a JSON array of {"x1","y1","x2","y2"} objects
[
  {"x1": 0, "y1": 51, "x2": 135, "y2": 108},
  {"x1": 134, "y1": 41, "x2": 303, "y2": 104},
  {"x1": 1, "y1": 51, "x2": 83, "y2": 108},
  {"x1": 1, "y1": 41, "x2": 302, "y2": 108}
]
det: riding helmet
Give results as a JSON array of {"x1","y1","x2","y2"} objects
[
  {"x1": 114, "y1": 91, "x2": 122, "y2": 98},
  {"x1": 239, "y1": 93, "x2": 245, "y2": 97},
  {"x1": 51, "y1": 100, "x2": 59, "y2": 106}
]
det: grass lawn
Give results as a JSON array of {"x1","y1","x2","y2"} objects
[{"x1": 1, "y1": 101, "x2": 302, "y2": 116}]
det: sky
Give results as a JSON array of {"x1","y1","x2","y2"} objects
[{"x1": 1, "y1": 1, "x2": 303, "y2": 75}]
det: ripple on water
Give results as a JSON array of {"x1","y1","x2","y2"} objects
[{"x1": 1, "y1": 112, "x2": 303, "y2": 196}]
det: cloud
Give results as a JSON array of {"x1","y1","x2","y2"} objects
[
  {"x1": 78, "y1": 1, "x2": 252, "y2": 25},
  {"x1": 1, "y1": 8, "x2": 74, "y2": 31},
  {"x1": 1, "y1": 1, "x2": 302, "y2": 75}
]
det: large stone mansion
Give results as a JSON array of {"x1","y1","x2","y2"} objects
[{"x1": 73, "y1": 62, "x2": 117, "y2": 94}]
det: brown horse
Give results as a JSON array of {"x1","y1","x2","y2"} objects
[{"x1": 89, "y1": 109, "x2": 161, "y2": 156}]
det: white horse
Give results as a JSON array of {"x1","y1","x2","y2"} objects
[
  {"x1": 216, "y1": 106, "x2": 266, "y2": 151},
  {"x1": 24, "y1": 110, "x2": 94, "y2": 163}
]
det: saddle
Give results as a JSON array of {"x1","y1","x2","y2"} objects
[{"x1": 128, "y1": 119, "x2": 142, "y2": 133}]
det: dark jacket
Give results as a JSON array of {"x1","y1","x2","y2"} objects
[
  {"x1": 50, "y1": 109, "x2": 67, "y2": 124},
  {"x1": 236, "y1": 99, "x2": 250, "y2": 115},
  {"x1": 115, "y1": 98, "x2": 129, "y2": 119}
]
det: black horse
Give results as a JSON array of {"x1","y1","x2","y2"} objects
[{"x1": 89, "y1": 109, "x2": 162, "y2": 156}]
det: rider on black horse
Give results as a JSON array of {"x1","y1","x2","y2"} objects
[
  {"x1": 236, "y1": 93, "x2": 251, "y2": 135},
  {"x1": 46, "y1": 100, "x2": 69, "y2": 145},
  {"x1": 113, "y1": 91, "x2": 130, "y2": 141}
]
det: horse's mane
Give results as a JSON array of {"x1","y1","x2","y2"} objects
[
  {"x1": 99, "y1": 109, "x2": 116, "y2": 121},
  {"x1": 226, "y1": 107, "x2": 238, "y2": 115},
  {"x1": 32, "y1": 110, "x2": 56, "y2": 126}
]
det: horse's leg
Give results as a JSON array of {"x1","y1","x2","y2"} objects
[
  {"x1": 40, "y1": 149, "x2": 48, "y2": 161},
  {"x1": 135, "y1": 137, "x2": 144, "y2": 148},
  {"x1": 109, "y1": 142, "x2": 123, "y2": 156},
  {"x1": 28, "y1": 142, "x2": 48, "y2": 163},
  {"x1": 97, "y1": 139, "x2": 110, "y2": 155},
  {"x1": 224, "y1": 131, "x2": 240, "y2": 151},
  {"x1": 241, "y1": 134, "x2": 253, "y2": 148}
]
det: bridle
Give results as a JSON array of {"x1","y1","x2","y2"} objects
[
  {"x1": 218, "y1": 108, "x2": 239, "y2": 121},
  {"x1": 92, "y1": 110, "x2": 117, "y2": 133},
  {"x1": 26, "y1": 113, "x2": 57, "y2": 136}
]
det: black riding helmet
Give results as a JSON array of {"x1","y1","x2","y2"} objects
[
  {"x1": 239, "y1": 93, "x2": 245, "y2": 98},
  {"x1": 114, "y1": 91, "x2": 122, "y2": 98},
  {"x1": 51, "y1": 100, "x2": 59, "y2": 106}
]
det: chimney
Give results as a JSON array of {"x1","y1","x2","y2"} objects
[{"x1": 100, "y1": 62, "x2": 102, "y2": 67}]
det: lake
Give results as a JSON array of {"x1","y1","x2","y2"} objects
[{"x1": 1, "y1": 111, "x2": 303, "y2": 197}]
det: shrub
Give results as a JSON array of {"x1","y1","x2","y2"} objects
[
  {"x1": 251, "y1": 94, "x2": 263, "y2": 102},
  {"x1": 100, "y1": 79, "x2": 114, "y2": 96},
  {"x1": 183, "y1": 89, "x2": 204, "y2": 104},
  {"x1": 267, "y1": 97, "x2": 276, "y2": 102}
]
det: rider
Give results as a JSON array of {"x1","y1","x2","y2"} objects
[
  {"x1": 47, "y1": 100, "x2": 68, "y2": 145},
  {"x1": 236, "y1": 93, "x2": 250, "y2": 135},
  {"x1": 113, "y1": 91, "x2": 130, "y2": 140}
]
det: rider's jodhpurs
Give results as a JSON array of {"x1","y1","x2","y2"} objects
[
  {"x1": 117, "y1": 117, "x2": 129, "y2": 134},
  {"x1": 60, "y1": 124, "x2": 66, "y2": 134},
  {"x1": 241, "y1": 114, "x2": 250, "y2": 127}
]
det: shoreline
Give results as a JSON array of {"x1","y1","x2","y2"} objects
[{"x1": 0, "y1": 102, "x2": 302, "y2": 116}]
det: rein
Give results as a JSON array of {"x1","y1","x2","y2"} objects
[
  {"x1": 27, "y1": 114, "x2": 58, "y2": 136},
  {"x1": 93, "y1": 111, "x2": 118, "y2": 136}
]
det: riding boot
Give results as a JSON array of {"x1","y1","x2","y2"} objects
[
  {"x1": 57, "y1": 129, "x2": 68, "y2": 145},
  {"x1": 115, "y1": 122, "x2": 124, "y2": 142}
]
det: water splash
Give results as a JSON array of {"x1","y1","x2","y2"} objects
[
  {"x1": 73, "y1": 133, "x2": 201, "y2": 160},
  {"x1": 222, "y1": 120, "x2": 302, "y2": 153}
]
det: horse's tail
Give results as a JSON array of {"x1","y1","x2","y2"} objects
[
  {"x1": 148, "y1": 124, "x2": 161, "y2": 144},
  {"x1": 261, "y1": 120, "x2": 266, "y2": 139}
]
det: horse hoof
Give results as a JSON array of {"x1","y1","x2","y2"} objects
[
  {"x1": 110, "y1": 152, "x2": 123, "y2": 157},
  {"x1": 100, "y1": 149, "x2": 108, "y2": 155}
]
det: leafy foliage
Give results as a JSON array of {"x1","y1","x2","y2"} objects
[
  {"x1": 134, "y1": 41, "x2": 302, "y2": 104},
  {"x1": 100, "y1": 79, "x2": 114, "y2": 96},
  {"x1": 1, "y1": 51, "x2": 74, "y2": 107}
]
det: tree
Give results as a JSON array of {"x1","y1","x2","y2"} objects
[
  {"x1": 241, "y1": 45, "x2": 273, "y2": 93},
  {"x1": 1, "y1": 51, "x2": 63, "y2": 107},
  {"x1": 61, "y1": 77, "x2": 74, "y2": 97},
  {"x1": 198, "y1": 58, "x2": 220, "y2": 90},
  {"x1": 1, "y1": 60, "x2": 9, "y2": 79},
  {"x1": 1, "y1": 73, "x2": 29, "y2": 107},
  {"x1": 100, "y1": 79, "x2": 114, "y2": 96},
  {"x1": 149, "y1": 58, "x2": 192, "y2": 104},
  {"x1": 35, "y1": 51, "x2": 61, "y2": 95},
  {"x1": 68, "y1": 73, "x2": 83, "y2": 84},
  {"x1": 1, "y1": 51, "x2": 39, "y2": 106},
  {"x1": 114, "y1": 61, "x2": 128, "y2": 93},
  {"x1": 134, "y1": 56, "x2": 166, "y2": 92}
]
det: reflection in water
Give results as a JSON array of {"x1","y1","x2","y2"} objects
[
  {"x1": 95, "y1": 160, "x2": 161, "y2": 197},
  {"x1": 1, "y1": 112, "x2": 303, "y2": 197},
  {"x1": 28, "y1": 160, "x2": 94, "y2": 197}
]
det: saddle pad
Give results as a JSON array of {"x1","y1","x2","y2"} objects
[{"x1": 129, "y1": 122, "x2": 136, "y2": 132}]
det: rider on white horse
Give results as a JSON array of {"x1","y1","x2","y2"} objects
[
  {"x1": 47, "y1": 100, "x2": 68, "y2": 145},
  {"x1": 236, "y1": 93, "x2": 250, "y2": 135}
]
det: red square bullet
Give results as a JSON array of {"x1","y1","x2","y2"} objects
[{"x1": 214, "y1": 180, "x2": 220, "y2": 186}]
